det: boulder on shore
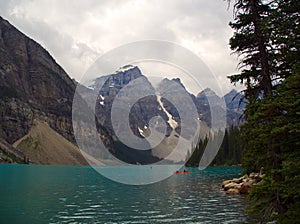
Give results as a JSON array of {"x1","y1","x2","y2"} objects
[
  {"x1": 226, "y1": 188, "x2": 240, "y2": 194},
  {"x1": 221, "y1": 172, "x2": 263, "y2": 194}
]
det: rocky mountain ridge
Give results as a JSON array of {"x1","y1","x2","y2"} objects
[
  {"x1": 197, "y1": 88, "x2": 245, "y2": 126},
  {"x1": 0, "y1": 16, "x2": 98, "y2": 164},
  {"x1": 0, "y1": 16, "x2": 245, "y2": 165},
  {"x1": 79, "y1": 65, "x2": 245, "y2": 163},
  {"x1": 0, "y1": 16, "x2": 75, "y2": 144},
  {"x1": 86, "y1": 66, "x2": 245, "y2": 138}
]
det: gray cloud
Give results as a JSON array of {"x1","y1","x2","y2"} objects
[{"x1": 0, "y1": 0, "x2": 240, "y2": 94}]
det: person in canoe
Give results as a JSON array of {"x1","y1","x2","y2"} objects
[{"x1": 174, "y1": 169, "x2": 190, "y2": 174}]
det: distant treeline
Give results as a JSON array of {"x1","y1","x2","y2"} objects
[{"x1": 185, "y1": 126, "x2": 244, "y2": 167}]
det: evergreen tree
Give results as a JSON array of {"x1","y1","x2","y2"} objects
[
  {"x1": 228, "y1": 0, "x2": 273, "y2": 98},
  {"x1": 186, "y1": 137, "x2": 208, "y2": 167},
  {"x1": 186, "y1": 127, "x2": 244, "y2": 167},
  {"x1": 247, "y1": 72, "x2": 300, "y2": 222},
  {"x1": 227, "y1": 0, "x2": 300, "y2": 222}
]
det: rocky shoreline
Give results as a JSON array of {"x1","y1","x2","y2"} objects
[{"x1": 221, "y1": 172, "x2": 264, "y2": 194}]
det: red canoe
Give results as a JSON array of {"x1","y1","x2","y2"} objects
[{"x1": 173, "y1": 171, "x2": 190, "y2": 175}]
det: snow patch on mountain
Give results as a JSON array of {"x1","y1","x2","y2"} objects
[
  {"x1": 138, "y1": 127, "x2": 145, "y2": 137},
  {"x1": 115, "y1": 65, "x2": 137, "y2": 74},
  {"x1": 157, "y1": 95, "x2": 177, "y2": 129}
]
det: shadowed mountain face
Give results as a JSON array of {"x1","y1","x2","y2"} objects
[
  {"x1": 0, "y1": 16, "x2": 106, "y2": 165},
  {"x1": 0, "y1": 16, "x2": 76, "y2": 144}
]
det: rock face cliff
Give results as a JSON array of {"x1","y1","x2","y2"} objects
[
  {"x1": 0, "y1": 16, "x2": 76, "y2": 144},
  {"x1": 93, "y1": 65, "x2": 169, "y2": 138},
  {"x1": 0, "y1": 16, "x2": 89, "y2": 164}
]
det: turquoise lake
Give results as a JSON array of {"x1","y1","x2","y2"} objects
[{"x1": 0, "y1": 165, "x2": 254, "y2": 223}]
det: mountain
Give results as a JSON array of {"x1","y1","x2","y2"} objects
[
  {"x1": 0, "y1": 16, "x2": 98, "y2": 164},
  {"x1": 13, "y1": 121, "x2": 88, "y2": 165},
  {"x1": 82, "y1": 66, "x2": 175, "y2": 163},
  {"x1": 0, "y1": 16, "x2": 245, "y2": 165},
  {"x1": 0, "y1": 16, "x2": 75, "y2": 143},
  {"x1": 197, "y1": 88, "x2": 245, "y2": 126},
  {"x1": 79, "y1": 65, "x2": 245, "y2": 163},
  {"x1": 197, "y1": 88, "x2": 222, "y2": 104},
  {"x1": 224, "y1": 89, "x2": 246, "y2": 113},
  {"x1": 224, "y1": 89, "x2": 246, "y2": 125},
  {"x1": 80, "y1": 67, "x2": 211, "y2": 163},
  {"x1": 93, "y1": 65, "x2": 166, "y2": 138}
]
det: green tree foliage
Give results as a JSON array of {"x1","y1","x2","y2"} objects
[
  {"x1": 246, "y1": 73, "x2": 300, "y2": 222},
  {"x1": 213, "y1": 126, "x2": 244, "y2": 166},
  {"x1": 227, "y1": 0, "x2": 300, "y2": 222},
  {"x1": 228, "y1": 0, "x2": 273, "y2": 97},
  {"x1": 185, "y1": 126, "x2": 244, "y2": 167},
  {"x1": 185, "y1": 137, "x2": 208, "y2": 167}
]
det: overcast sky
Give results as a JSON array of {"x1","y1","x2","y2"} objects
[{"x1": 0, "y1": 0, "x2": 241, "y2": 95}]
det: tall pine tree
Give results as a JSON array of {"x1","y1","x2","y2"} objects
[{"x1": 227, "y1": 0, "x2": 300, "y2": 222}]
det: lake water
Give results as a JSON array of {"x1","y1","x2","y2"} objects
[{"x1": 0, "y1": 165, "x2": 254, "y2": 223}]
